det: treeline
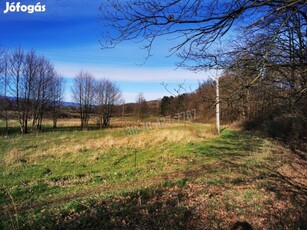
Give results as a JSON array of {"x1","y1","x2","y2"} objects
[
  {"x1": 0, "y1": 48, "x2": 63, "y2": 134},
  {"x1": 159, "y1": 19, "x2": 306, "y2": 145},
  {"x1": 99, "y1": 0, "x2": 306, "y2": 149},
  {"x1": 0, "y1": 47, "x2": 156, "y2": 133},
  {"x1": 160, "y1": 64, "x2": 306, "y2": 144}
]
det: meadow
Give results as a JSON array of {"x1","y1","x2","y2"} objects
[{"x1": 0, "y1": 119, "x2": 306, "y2": 229}]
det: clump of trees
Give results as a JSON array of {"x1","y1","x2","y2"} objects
[
  {"x1": 0, "y1": 48, "x2": 63, "y2": 134},
  {"x1": 1, "y1": 48, "x2": 122, "y2": 133},
  {"x1": 71, "y1": 70, "x2": 122, "y2": 129}
]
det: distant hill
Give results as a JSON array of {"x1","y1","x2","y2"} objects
[
  {"x1": 62, "y1": 101, "x2": 79, "y2": 107},
  {"x1": 0, "y1": 96, "x2": 79, "y2": 108}
]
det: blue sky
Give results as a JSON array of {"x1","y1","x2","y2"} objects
[{"x1": 0, "y1": 0, "x2": 205, "y2": 102}]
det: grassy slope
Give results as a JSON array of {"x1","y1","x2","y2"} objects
[{"x1": 0, "y1": 120, "x2": 306, "y2": 229}]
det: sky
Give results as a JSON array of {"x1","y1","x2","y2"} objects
[{"x1": 0, "y1": 0, "x2": 207, "y2": 102}]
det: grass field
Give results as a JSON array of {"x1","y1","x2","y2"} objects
[{"x1": 0, "y1": 119, "x2": 306, "y2": 229}]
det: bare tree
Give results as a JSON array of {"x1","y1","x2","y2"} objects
[
  {"x1": 8, "y1": 48, "x2": 29, "y2": 133},
  {"x1": 49, "y1": 74, "x2": 64, "y2": 129},
  {"x1": 100, "y1": 0, "x2": 306, "y2": 65},
  {"x1": 31, "y1": 57, "x2": 56, "y2": 131},
  {"x1": 1, "y1": 48, "x2": 62, "y2": 134},
  {"x1": 71, "y1": 70, "x2": 96, "y2": 129},
  {"x1": 99, "y1": 0, "x2": 306, "y2": 143},
  {"x1": 8, "y1": 49, "x2": 44, "y2": 133},
  {"x1": 96, "y1": 78, "x2": 122, "y2": 128},
  {"x1": 135, "y1": 92, "x2": 148, "y2": 120},
  {"x1": 0, "y1": 48, "x2": 9, "y2": 135},
  {"x1": 100, "y1": 0, "x2": 306, "y2": 111}
]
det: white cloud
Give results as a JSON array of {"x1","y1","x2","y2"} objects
[
  {"x1": 58, "y1": 63, "x2": 208, "y2": 103},
  {"x1": 55, "y1": 62, "x2": 207, "y2": 83}
]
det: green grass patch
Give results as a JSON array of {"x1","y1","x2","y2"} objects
[{"x1": 0, "y1": 120, "x2": 303, "y2": 229}]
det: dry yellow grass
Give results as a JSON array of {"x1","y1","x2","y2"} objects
[
  {"x1": 4, "y1": 148, "x2": 24, "y2": 165},
  {"x1": 16, "y1": 123, "x2": 216, "y2": 164}
]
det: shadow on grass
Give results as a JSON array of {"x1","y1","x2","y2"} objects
[
  {"x1": 1, "y1": 186, "x2": 195, "y2": 230},
  {"x1": 262, "y1": 162, "x2": 307, "y2": 229},
  {"x1": 0, "y1": 126, "x2": 20, "y2": 136},
  {"x1": 181, "y1": 130, "x2": 306, "y2": 229},
  {"x1": 208, "y1": 155, "x2": 307, "y2": 229},
  {"x1": 193, "y1": 130, "x2": 263, "y2": 159}
]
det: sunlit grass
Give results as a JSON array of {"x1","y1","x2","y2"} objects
[
  {"x1": 0, "y1": 118, "x2": 302, "y2": 229},
  {"x1": 0, "y1": 121, "x2": 219, "y2": 202}
]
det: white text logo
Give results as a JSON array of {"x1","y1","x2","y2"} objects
[{"x1": 3, "y1": 2, "x2": 46, "y2": 14}]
